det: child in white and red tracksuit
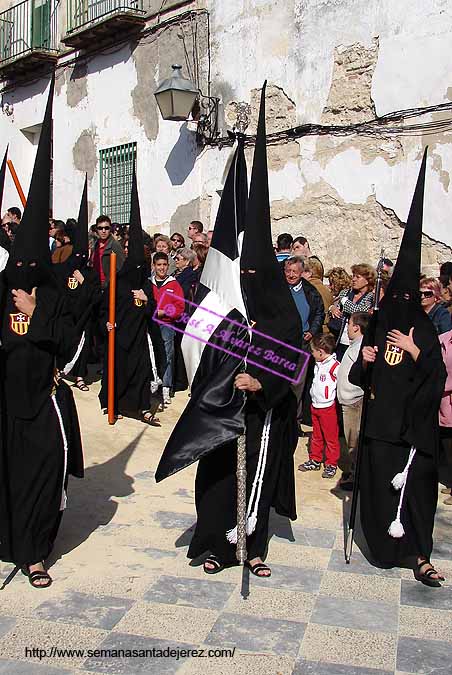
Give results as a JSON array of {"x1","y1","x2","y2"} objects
[{"x1": 299, "y1": 333, "x2": 340, "y2": 478}]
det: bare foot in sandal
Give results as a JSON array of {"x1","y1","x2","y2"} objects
[
  {"x1": 74, "y1": 378, "x2": 89, "y2": 392},
  {"x1": 246, "y1": 557, "x2": 271, "y2": 577},
  {"x1": 24, "y1": 562, "x2": 52, "y2": 588}
]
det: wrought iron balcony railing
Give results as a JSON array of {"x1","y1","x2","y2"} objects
[
  {"x1": 0, "y1": 0, "x2": 58, "y2": 66},
  {"x1": 66, "y1": 0, "x2": 144, "y2": 35}
]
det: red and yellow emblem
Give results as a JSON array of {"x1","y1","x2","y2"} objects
[
  {"x1": 9, "y1": 312, "x2": 30, "y2": 336},
  {"x1": 384, "y1": 342, "x2": 404, "y2": 366},
  {"x1": 67, "y1": 276, "x2": 79, "y2": 290},
  {"x1": 134, "y1": 298, "x2": 143, "y2": 307}
]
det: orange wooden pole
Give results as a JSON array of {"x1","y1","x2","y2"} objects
[
  {"x1": 107, "y1": 252, "x2": 117, "y2": 425},
  {"x1": 7, "y1": 160, "x2": 26, "y2": 207}
]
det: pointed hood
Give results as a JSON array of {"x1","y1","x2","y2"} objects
[
  {"x1": 210, "y1": 133, "x2": 248, "y2": 259},
  {"x1": 73, "y1": 174, "x2": 89, "y2": 259},
  {"x1": 240, "y1": 81, "x2": 302, "y2": 348},
  {"x1": 9, "y1": 75, "x2": 54, "y2": 267},
  {"x1": 0, "y1": 146, "x2": 8, "y2": 213},
  {"x1": 386, "y1": 148, "x2": 428, "y2": 296},
  {"x1": 240, "y1": 82, "x2": 273, "y2": 274},
  {"x1": 126, "y1": 166, "x2": 144, "y2": 268},
  {"x1": 361, "y1": 147, "x2": 441, "y2": 450}
]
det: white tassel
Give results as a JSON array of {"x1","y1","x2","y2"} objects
[
  {"x1": 388, "y1": 519, "x2": 405, "y2": 538},
  {"x1": 225, "y1": 409, "x2": 273, "y2": 544},
  {"x1": 62, "y1": 331, "x2": 86, "y2": 375},
  {"x1": 147, "y1": 334, "x2": 162, "y2": 394},
  {"x1": 226, "y1": 526, "x2": 237, "y2": 544},
  {"x1": 246, "y1": 513, "x2": 258, "y2": 536},
  {"x1": 51, "y1": 394, "x2": 69, "y2": 511},
  {"x1": 391, "y1": 472, "x2": 407, "y2": 490},
  {"x1": 388, "y1": 446, "x2": 416, "y2": 539}
]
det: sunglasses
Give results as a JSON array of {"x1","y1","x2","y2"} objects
[
  {"x1": 419, "y1": 290, "x2": 434, "y2": 298},
  {"x1": 171, "y1": 237, "x2": 182, "y2": 242},
  {"x1": 97, "y1": 226, "x2": 111, "y2": 231},
  {"x1": 175, "y1": 256, "x2": 184, "y2": 262}
]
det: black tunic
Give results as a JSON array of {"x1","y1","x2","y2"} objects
[
  {"x1": 0, "y1": 285, "x2": 84, "y2": 567},
  {"x1": 56, "y1": 266, "x2": 102, "y2": 377},
  {"x1": 350, "y1": 303, "x2": 446, "y2": 566},
  {"x1": 188, "y1": 370, "x2": 298, "y2": 564},
  {"x1": 98, "y1": 279, "x2": 165, "y2": 414}
]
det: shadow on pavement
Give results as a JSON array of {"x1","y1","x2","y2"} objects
[{"x1": 50, "y1": 430, "x2": 145, "y2": 565}]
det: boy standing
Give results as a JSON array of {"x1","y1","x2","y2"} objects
[
  {"x1": 151, "y1": 252, "x2": 184, "y2": 405},
  {"x1": 299, "y1": 334, "x2": 340, "y2": 478},
  {"x1": 336, "y1": 312, "x2": 370, "y2": 490}
]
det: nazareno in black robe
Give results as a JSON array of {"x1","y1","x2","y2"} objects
[
  {"x1": 98, "y1": 273, "x2": 166, "y2": 416},
  {"x1": 188, "y1": 365, "x2": 298, "y2": 564},
  {"x1": 0, "y1": 282, "x2": 84, "y2": 567},
  {"x1": 349, "y1": 298, "x2": 446, "y2": 567},
  {"x1": 55, "y1": 261, "x2": 102, "y2": 378}
]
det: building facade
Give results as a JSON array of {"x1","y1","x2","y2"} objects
[{"x1": 0, "y1": 0, "x2": 450, "y2": 272}]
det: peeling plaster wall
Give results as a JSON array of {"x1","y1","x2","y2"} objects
[
  {"x1": 0, "y1": 0, "x2": 451, "y2": 273},
  {"x1": 203, "y1": 0, "x2": 452, "y2": 272}
]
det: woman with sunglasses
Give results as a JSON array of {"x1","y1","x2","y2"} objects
[{"x1": 420, "y1": 278, "x2": 452, "y2": 335}]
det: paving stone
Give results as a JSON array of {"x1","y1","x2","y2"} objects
[
  {"x1": 268, "y1": 542, "x2": 332, "y2": 570},
  {"x1": 225, "y1": 586, "x2": 316, "y2": 622},
  {"x1": 293, "y1": 659, "x2": 393, "y2": 675},
  {"x1": 179, "y1": 651, "x2": 294, "y2": 675},
  {"x1": 300, "y1": 624, "x2": 397, "y2": 671},
  {"x1": 311, "y1": 595, "x2": 398, "y2": 633},
  {"x1": 132, "y1": 547, "x2": 179, "y2": 559},
  {"x1": 153, "y1": 512, "x2": 196, "y2": 530},
  {"x1": 0, "y1": 659, "x2": 71, "y2": 674},
  {"x1": 205, "y1": 612, "x2": 306, "y2": 656},
  {"x1": 328, "y1": 550, "x2": 401, "y2": 578},
  {"x1": 0, "y1": 619, "x2": 107, "y2": 669},
  {"x1": 399, "y1": 606, "x2": 452, "y2": 643},
  {"x1": 401, "y1": 579, "x2": 452, "y2": 610},
  {"x1": 270, "y1": 512, "x2": 336, "y2": 549},
  {"x1": 113, "y1": 601, "x2": 219, "y2": 644},
  {"x1": 134, "y1": 471, "x2": 155, "y2": 480},
  {"x1": 143, "y1": 576, "x2": 235, "y2": 611},
  {"x1": 56, "y1": 568, "x2": 154, "y2": 602},
  {"x1": 35, "y1": 591, "x2": 134, "y2": 630},
  {"x1": 82, "y1": 633, "x2": 193, "y2": 674},
  {"x1": 320, "y1": 571, "x2": 401, "y2": 603},
  {"x1": 0, "y1": 616, "x2": 16, "y2": 638},
  {"x1": 291, "y1": 526, "x2": 337, "y2": 549},
  {"x1": 248, "y1": 563, "x2": 322, "y2": 593},
  {"x1": 397, "y1": 636, "x2": 452, "y2": 674}
]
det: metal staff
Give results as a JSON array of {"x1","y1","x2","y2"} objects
[
  {"x1": 345, "y1": 249, "x2": 385, "y2": 563},
  {"x1": 107, "y1": 252, "x2": 117, "y2": 425},
  {"x1": 236, "y1": 430, "x2": 247, "y2": 565}
]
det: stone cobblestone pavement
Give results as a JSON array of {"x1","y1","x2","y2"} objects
[{"x1": 0, "y1": 384, "x2": 451, "y2": 675}]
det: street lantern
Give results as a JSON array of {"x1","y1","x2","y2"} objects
[{"x1": 154, "y1": 65, "x2": 199, "y2": 122}]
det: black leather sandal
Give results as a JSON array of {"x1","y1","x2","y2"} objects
[
  {"x1": 414, "y1": 559, "x2": 444, "y2": 588},
  {"x1": 22, "y1": 565, "x2": 52, "y2": 589},
  {"x1": 203, "y1": 556, "x2": 225, "y2": 575},
  {"x1": 142, "y1": 410, "x2": 161, "y2": 426},
  {"x1": 245, "y1": 561, "x2": 272, "y2": 577}
]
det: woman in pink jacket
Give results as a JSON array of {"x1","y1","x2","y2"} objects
[{"x1": 439, "y1": 330, "x2": 452, "y2": 503}]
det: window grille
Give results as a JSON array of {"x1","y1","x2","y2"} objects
[{"x1": 99, "y1": 142, "x2": 136, "y2": 225}]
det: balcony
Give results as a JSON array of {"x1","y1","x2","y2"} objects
[
  {"x1": 0, "y1": 0, "x2": 59, "y2": 78},
  {"x1": 63, "y1": 0, "x2": 145, "y2": 48}
]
